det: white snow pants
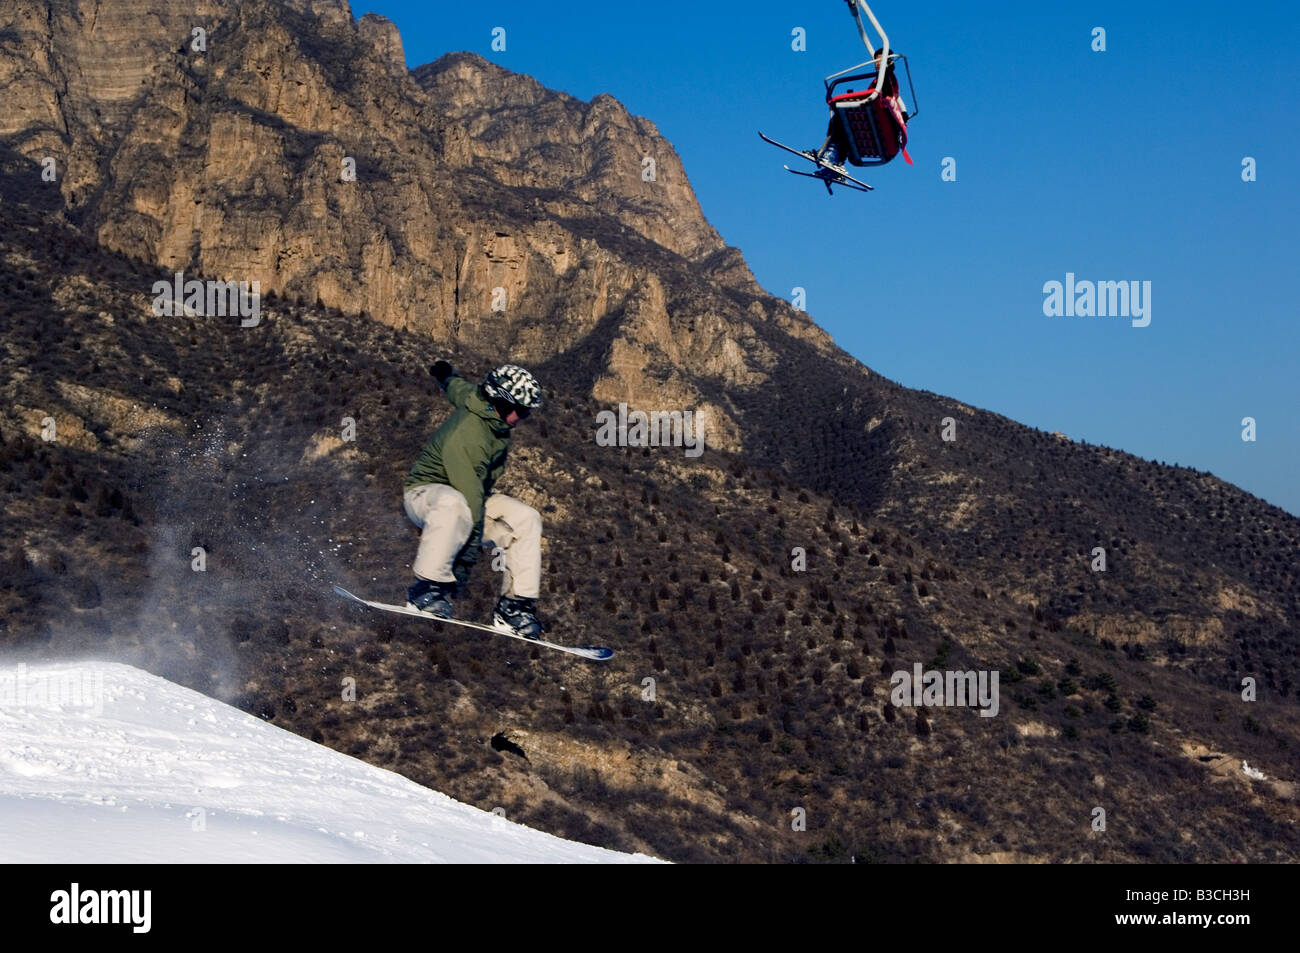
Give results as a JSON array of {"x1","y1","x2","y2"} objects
[{"x1": 403, "y1": 483, "x2": 542, "y2": 599}]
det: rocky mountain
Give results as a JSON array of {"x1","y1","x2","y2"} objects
[
  {"x1": 1, "y1": 0, "x2": 1296, "y2": 862},
  {"x1": 0, "y1": 0, "x2": 799, "y2": 446}
]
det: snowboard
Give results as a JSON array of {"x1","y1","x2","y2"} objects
[{"x1": 331, "y1": 586, "x2": 614, "y2": 661}]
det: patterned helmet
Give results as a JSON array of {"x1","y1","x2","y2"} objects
[{"x1": 482, "y1": 364, "x2": 542, "y2": 409}]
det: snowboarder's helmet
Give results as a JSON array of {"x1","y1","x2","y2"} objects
[{"x1": 483, "y1": 364, "x2": 541, "y2": 409}]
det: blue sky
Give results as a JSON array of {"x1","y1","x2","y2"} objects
[{"x1": 362, "y1": 0, "x2": 1299, "y2": 516}]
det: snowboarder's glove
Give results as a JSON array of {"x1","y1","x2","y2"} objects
[
  {"x1": 451, "y1": 557, "x2": 473, "y2": 589},
  {"x1": 451, "y1": 527, "x2": 482, "y2": 587},
  {"x1": 429, "y1": 360, "x2": 454, "y2": 389}
]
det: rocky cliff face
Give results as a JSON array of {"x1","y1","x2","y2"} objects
[
  {"x1": 413, "y1": 52, "x2": 728, "y2": 264},
  {"x1": 0, "y1": 0, "x2": 803, "y2": 448}
]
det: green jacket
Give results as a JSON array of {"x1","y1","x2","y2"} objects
[{"x1": 405, "y1": 375, "x2": 511, "y2": 536}]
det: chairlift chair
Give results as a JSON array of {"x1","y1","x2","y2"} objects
[
  {"x1": 758, "y1": 0, "x2": 918, "y2": 195},
  {"x1": 821, "y1": 0, "x2": 918, "y2": 167}
]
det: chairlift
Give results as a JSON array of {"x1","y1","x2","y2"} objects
[{"x1": 759, "y1": 1, "x2": 918, "y2": 194}]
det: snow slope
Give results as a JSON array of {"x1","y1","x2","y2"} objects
[{"x1": 0, "y1": 661, "x2": 657, "y2": 863}]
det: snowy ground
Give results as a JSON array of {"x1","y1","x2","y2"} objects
[{"x1": 0, "y1": 661, "x2": 658, "y2": 863}]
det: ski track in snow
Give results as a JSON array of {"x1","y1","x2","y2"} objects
[{"x1": 0, "y1": 661, "x2": 659, "y2": 863}]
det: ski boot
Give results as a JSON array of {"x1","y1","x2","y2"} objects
[
  {"x1": 817, "y1": 140, "x2": 847, "y2": 175},
  {"x1": 406, "y1": 578, "x2": 456, "y2": 619},
  {"x1": 492, "y1": 595, "x2": 545, "y2": 640}
]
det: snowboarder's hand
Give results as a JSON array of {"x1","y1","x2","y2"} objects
[
  {"x1": 429, "y1": 360, "x2": 454, "y2": 388},
  {"x1": 451, "y1": 526, "x2": 482, "y2": 587},
  {"x1": 451, "y1": 549, "x2": 477, "y2": 588}
]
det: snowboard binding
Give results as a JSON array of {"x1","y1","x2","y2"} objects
[{"x1": 492, "y1": 595, "x2": 545, "y2": 641}]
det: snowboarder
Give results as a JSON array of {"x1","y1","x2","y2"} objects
[{"x1": 403, "y1": 361, "x2": 545, "y2": 639}]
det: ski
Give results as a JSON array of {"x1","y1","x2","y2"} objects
[
  {"x1": 758, "y1": 131, "x2": 874, "y2": 194},
  {"x1": 782, "y1": 164, "x2": 874, "y2": 194},
  {"x1": 331, "y1": 586, "x2": 614, "y2": 661}
]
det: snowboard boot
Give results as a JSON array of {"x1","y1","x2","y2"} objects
[
  {"x1": 492, "y1": 595, "x2": 545, "y2": 640},
  {"x1": 406, "y1": 578, "x2": 456, "y2": 619}
]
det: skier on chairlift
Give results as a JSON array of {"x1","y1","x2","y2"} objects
[
  {"x1": 817, "y1": 44, "x2": 906, "y2": 170},
  {"x1": 759, "y1": 0, "x2": 916, "y2": 194}
]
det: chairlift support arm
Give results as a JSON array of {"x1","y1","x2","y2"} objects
[
  {"x1": 846, "y1": 0, "x2": 889, "y2": 66},
  {"x1": 826, "y1": 1, "x2": 911, "y2": 117}
]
